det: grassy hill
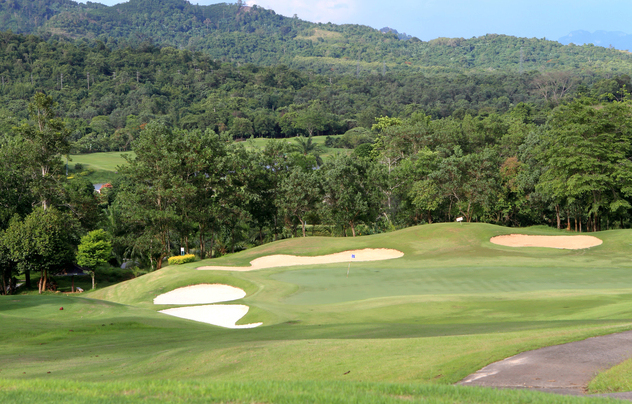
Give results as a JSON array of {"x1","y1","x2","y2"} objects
[{"x1": 2, "y1": 223, "x2": 632, "y2": 402}]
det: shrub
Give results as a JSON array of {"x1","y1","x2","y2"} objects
[{"x1": 168, "y1": 254, "x2": 196, "y2": 265}]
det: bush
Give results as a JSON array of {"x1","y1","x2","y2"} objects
[
  {"x1": 74, "y1": 163, "x2": 84, "y2": 171},
  {"x1": 168, "y1": 254, "x2": 196, "y2": 265}
]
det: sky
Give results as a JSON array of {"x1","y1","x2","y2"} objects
[{"x1": 82, "y1": 0, "x2": 632, "y2": 41}]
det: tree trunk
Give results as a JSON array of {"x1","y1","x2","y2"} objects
[
  {"x1": 25, "y1": 270, "x2": 30, "y2": 288},
  {"x1": 273, "y1": 216, "x2": 278, "y2": 241},
  {"x1": 427, "y1": 210, "x2": 432, "y2": 224},
  {"x1": 350, "y1": 221, "x2": 356, "y2": 237},
  {"x1": 156, "y1": 252, "x2": 165, "y2": 269},
  {"x1": 1, "y1": 269, "x2": 6, "y2": 295},
  {"x1": 301, "y1": 219, "x2": 306, "y2": 237},
  {"x1": 210, "y1": 232, "x2": 214, "y2": 259},
  {"x1": 566, "y1": 214, "x2": 571, "y2": 231},
  {"x1": 555, "y1": 205, "x2": 561, "y2": 229},
  {"x1": 199, "y1": 226, "x2": 205, "y2": 259},
  {"x1": 91, "y1": 272, "x2": 95, "y2": 290},
  {"x1": 587, "y1": 215, "x2": 592, "y2": 232}
]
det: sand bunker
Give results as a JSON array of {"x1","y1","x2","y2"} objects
[
  {"x1": 490, "y1": 234, "x2": 602, "y2": 249},
  {"x1": 159, "y1": 305, "x2": 262, "y2": 329},
  {"x1": 153, "y1": 284, "x2": 246, "y2": 305},
  {"x1": 197, "y1": 248, "x2": 404, "y2": 272}
]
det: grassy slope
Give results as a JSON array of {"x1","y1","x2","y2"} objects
[
  {"x1": 68, "y1": 151, "x2": 134, "y2": 184},
  {"x1": 2, "y1": 223, "x2": 632, "y2": 402}
]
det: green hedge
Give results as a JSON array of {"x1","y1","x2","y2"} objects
[{"x1": 168, "y1": 254, "x2": 196, "y2": 265}]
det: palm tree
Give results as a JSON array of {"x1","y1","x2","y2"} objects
[{"x1": 293, "y1": 136, "x2": 324, "y2": 167}]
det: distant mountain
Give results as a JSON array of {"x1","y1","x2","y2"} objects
[
  {"x1": 2, "y1": 0, "x2": 632, "y2": 76},
  {"x1": 559, "y1": 30, "x2": 632, "y2": 51}
]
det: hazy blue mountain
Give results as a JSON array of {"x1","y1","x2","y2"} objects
[{"x1": 559, "y1": 30, "x2": 632, "y2": 51}]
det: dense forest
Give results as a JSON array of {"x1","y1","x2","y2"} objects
[
  {"x1": 0, "y1": 3, "x2": 631, "y2": 294},
  {"x1": 0, "y1": 32, "x2": 630, "y2": 153}
]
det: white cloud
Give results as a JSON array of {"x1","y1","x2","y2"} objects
[{"x1": 245, "y1": 0, "x2": 358, "y2": 24}]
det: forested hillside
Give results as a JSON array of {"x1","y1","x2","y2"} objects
[
  {"x1": 0, "y1": 32, "x2": 631, "y2": 153},
  {"x1": 3, "y1": 0, "x2": 632, "y2": 76},
  {"x1": 0, "y1": 3, "x2": 631, "y2": 289}
]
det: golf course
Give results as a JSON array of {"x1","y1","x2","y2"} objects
[{"x1": 2, "y1": 223, "x2": 632, "y2": 403}]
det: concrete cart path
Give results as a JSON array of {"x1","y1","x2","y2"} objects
[{"x1": 459, "y1": 330, "x2": 632, "y2": 399}]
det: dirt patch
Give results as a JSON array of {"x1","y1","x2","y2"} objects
[
  {"x1": 197, "y1": 248, "x2": 404, "y2": 272},
  {"x1": 490, "y1": 234, "x2": 602, "y2": 250}
]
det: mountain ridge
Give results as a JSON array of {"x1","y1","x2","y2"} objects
[{"x1": 2, "y1": 0, "x2": 632, "y2": 76}]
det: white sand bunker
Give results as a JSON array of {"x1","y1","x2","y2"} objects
[
  {"x1": 153, "y1": 284, "x2": 246, "y2": 305},
  {"x1": 159, "y1": 305, "x2": 262, "y2": 329},
  {"x1": 197, "y1": 248, "x2": 404, "y2": 272},
  {"x1": 490, "y1": 234, "x2": 603, "y2": 249}
]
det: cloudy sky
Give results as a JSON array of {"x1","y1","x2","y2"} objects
[{"x1": 83, "y1": 0, "x2": 632, "y2": 41}]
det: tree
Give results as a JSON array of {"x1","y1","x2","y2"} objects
[
  {"x1": 117, "y1": 124, "x2": 231, "y2": 267},
  {"x1": 4, "y1": 208, "x2": 78, "y2": 294},
  {"x1": 76, "y1": 229, "x2": 113, "y2": 290},
  {"x1": 279, "y1": 167, "x2": 321, "y2": 237},
  {"x1": 293, "y1": 136, "x2": 324, "y2": 167},
  {"x1": 320, "y1": 154, "x2": 380, "y2": 237},
  {"x1": 292, "y1": 101, "x2": 330, "y2": 137},
  {"x1": 17, "y1": 93, "x2": 70, "y2": 211},
  {"x1": 231, "y1": 117, "x2": 254, "y2": 139},
  {"x1": 0, "y1": 228, "x2": 18, "y2": 295},
  {"x1": 538, "y1": 98, "x2": 632, "y2": 231}
]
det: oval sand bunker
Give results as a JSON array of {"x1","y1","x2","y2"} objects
[
  {"x1": 153, "y1": 284, "x2": 246, "y2": 305},
  {"x1": 159, "y1": 305, "x2": 262, "y2": 329},
  {"x1": 198, "y1": 248, "x2": 404, "y2": 272},
  {"x1": 490, "y1": 234, "x2": 602, "y2": 250}
]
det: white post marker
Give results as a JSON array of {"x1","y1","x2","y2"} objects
[
  {"x1": 180, "y1": 247, "x2": 185, "y2": 256},
  {"x1": 347, "y1": 254, "x2": 355, "y2": 277},
  {"x1": 456, "y1": 217, "x2": 464, "y2": 225}
]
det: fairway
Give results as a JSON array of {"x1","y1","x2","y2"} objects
[
  {"x1": 68, "y1": 151, "x2": 133, "y2": 184},
  {"x1": 3, "y1": 223, "x2": 632, "y2": 403}
]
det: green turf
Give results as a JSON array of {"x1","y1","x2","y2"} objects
[
  {"x1": 3, "y1": 223, "x2": 632, "y2": 402},
  {"x1": 242, "y1": 135, "x2": 351, "y2": 161},
  {"x1": 0, "y1": 379, "x2": 621, "y2": 404},
  {"x1": 68, "y1": 151, "x2": 133, "y2": 184}
]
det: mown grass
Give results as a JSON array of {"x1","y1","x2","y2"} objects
[
  {"x1": 0, "y1": 379, "x2": 621, "y2": 404},
  {"x1": 2, "y1": 223, "x2": 632, "y2": 402},
  {"x1": 588, "y1": 358, "x2": 632, "y2": 393},
  {"x1": 68, "y1": 151, "x2": 133, "y2": 184}
]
